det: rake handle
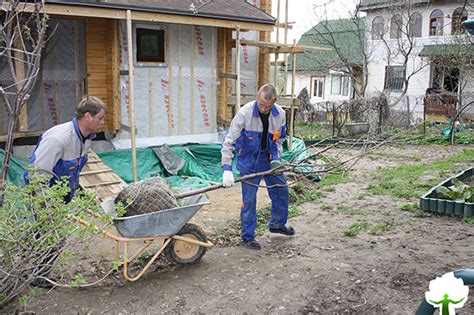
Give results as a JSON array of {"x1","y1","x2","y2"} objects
[{"x1": 175, "y1": 167, "x2": 285, "y2": 199}]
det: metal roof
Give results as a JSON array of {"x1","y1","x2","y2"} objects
[
  {"x1": 43, "y1": 0, "x2": 276, "y2": 25},
  {"x1": 287, "y1": 18, "x2": 366, "y2": 72},
  {"x1": 419, "y1": 44, "x2": 474, "y2": 58},
  {"x1": 359, "y1": 0, "x2": 431, "y2": 10}
]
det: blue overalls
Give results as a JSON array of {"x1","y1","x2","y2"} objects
[{"x1": 221, "y1": 101, "x2": 289, "y2": 241}]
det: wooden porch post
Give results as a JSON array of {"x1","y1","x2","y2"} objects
[{"x1": 126, "y1": 10, "x2": 138, "y2": 182}]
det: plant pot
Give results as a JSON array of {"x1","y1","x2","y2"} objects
[
  {"x1": 454, "y1": 201, "x2": 464, "y2": 216},
  {"x1": 445, "y1": 201, "x2": 454, "y2": 215},
  {"x1": 437, "y1": 199, "x2": 446, "y2": 214}
]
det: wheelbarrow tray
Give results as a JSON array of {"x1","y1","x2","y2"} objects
[{"x1": 113, "y1": 194, "x2": 210, "y2": 238}]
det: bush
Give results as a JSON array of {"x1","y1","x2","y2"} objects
[{"x1": 0, "y1": 170, "x2": 101, "y2": 307}]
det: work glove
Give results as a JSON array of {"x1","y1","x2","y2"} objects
[{"x1": 222, "y1": 170, "x2": 235, "y2": 187}]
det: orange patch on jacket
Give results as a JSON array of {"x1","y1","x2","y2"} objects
[{"x1": 272, "y1": 130, "x2": 279, "y2": 141}]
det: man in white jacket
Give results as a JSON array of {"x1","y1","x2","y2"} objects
[{"x1": 221, "y1": 84, "x2": 295, "y2": 250}]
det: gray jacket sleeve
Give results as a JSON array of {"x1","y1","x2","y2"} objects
[
  {"x1": 221, "y1": 110, "x2": 245, "y2": 168},
  {"x1": 33, "y1": 136, "x2": 63, "y2": 177}
]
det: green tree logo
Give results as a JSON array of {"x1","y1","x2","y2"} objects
[{"x1": 425, "y1": 272, "x2": 468, "y2": 315}]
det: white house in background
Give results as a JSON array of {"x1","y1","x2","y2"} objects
[
  {"x1": 359, "y1": 0, "x2": 474, "y2": 122},
  {"x1": 286, "y1": 18, "x2": 366, "y2": 108}
]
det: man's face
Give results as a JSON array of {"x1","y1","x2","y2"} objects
[
  {"x1": 85, "y1": 109, "x2": 105, "y2": 133},
  {"x1": 257, "y1": 95, "x2": 275, "y2": 114}
]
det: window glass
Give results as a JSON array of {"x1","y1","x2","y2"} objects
[
  {"x1": 452, "y1": 7, "x2": 468, "y2": 35},
  {"x1": 331, "y1": 75, "x2": 341, "y2": 95},
  {"x1": 342, "y1": 76, "x2": 350, "y2": 96},
  {"x1": 409, "y1": 12, "x2": 422, "y2": 38},
  {"x1": 372, "y1": 16, "x2": 385, "y2": 40},
  {"x1": 312, "y1": 78, "x2": 324, "y2": 98},
  {"x1": 390, "y1": 15, "x2": 403, "y2": 39},
  {"x1": 318, "y1": 80, "x2": 323, "y2": 98},
  {"x1": 384, "y1": 66, "x2": 405, "y2": 92},
  {"x1": 136, "y1": 28, "x2": 165, "y2": 63},
  {"x1": 429, "y1": 10, "x2": 443, "y2": 36}
]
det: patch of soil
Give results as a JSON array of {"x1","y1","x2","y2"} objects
[{"x1": 19, "y1": 144, "x2": 474, "y2": 314}]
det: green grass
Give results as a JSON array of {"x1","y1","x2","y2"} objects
[
  {"x1": 344, "y1": 221, "x2": 369, "y2": 237},
  {"x1": 318, "y1": 172, "x2": 350, "y2": 187},
  {"x1": 401, "y1": 203, "x2": 419, "y2": 212},
  {"x1": 463, "y1": 216, "x2": 474, "y2": 224},
  {"x1": 369, "y1": 223, "x2": 392, "y2": 236},
  {"x1": 368, "y1": 149, "x2": 474, "y2": 199},
  {"x1": 368, "y1": 151, "x2": 422, "y2": 162},
  {"x1": 321, "y1": 204, "x2": 333, "y2": 211},
  {"x1": 336, "y1": 205, "x2": 368, "y2": 216}
]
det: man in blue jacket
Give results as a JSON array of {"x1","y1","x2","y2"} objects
[
  {"x1": 221, "y1": 84, "x2": 295, "y2": 250},
  {"x1": 27, "y1": 95, "x2": 105, "y2": 202}
]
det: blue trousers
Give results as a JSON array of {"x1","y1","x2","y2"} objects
[{"x1": 239, "y1": 153, "x2": 289, "y2": 241}]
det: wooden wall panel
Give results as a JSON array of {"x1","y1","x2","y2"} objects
[
  {"x1": 85, "y1": 18, "x2": 120, "y2": 132},
  {"x1": 258, "y1": 0, "x2": 271, "y2": 88}
]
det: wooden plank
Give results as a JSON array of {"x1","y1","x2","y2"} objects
[
  {"x1": 227, "y1": 95, "x2": 299, "y2": 108},
  {"x1": 148, "y1": 68, "x2": 153, "y2": 137},
  {"x1": 178, "y1": 25, "x2": 183, "y2": 135},
  {"x1": 211, "y1": 28, "x2": 216, "y2": 132},
  {"x1": 109, "y1": 19, "x2": 121, "y2": 132},
  {"x1": 81, "y1": 169, "x2": 111, "y2": 175},
  {"x1": 190, "y1": 26, "x2": 195, "y2": 134},
  {"x1": 80, "y1": 151, "x2": 127, "y2": 201},
  {"x1": 168, "y1": 25, "x2": 173, "y2": 136},
  {"x1": 82, "y1": 180, "x2": 123, "y2": 188},
  {"x1": 219, "y1": 72, "x2": 238, "y2": 79},
  {"x1": 0, "y1": 131, "x2": 43, "y2": 142},
  {"x1": 217, "y1": 28, "x2": 227, "y2": 126}
]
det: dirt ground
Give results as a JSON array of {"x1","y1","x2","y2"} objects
[{"x1": 21, "y1": 144, "x2": 474, "y2": 314}]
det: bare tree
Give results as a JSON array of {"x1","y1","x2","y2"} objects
[
  {"x1": 307, "y1": 4, "x2": 370, "y2": 98},
  {"x1": 375, "y1": 2, "x2": 430, "y2": 108},
  {"x1": 0, "y1": 0, "x2": 49, "y2": 192}
]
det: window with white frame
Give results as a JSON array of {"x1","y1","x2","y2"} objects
[
  {"x1": 429, "y1": 9, "x2": 443, "y2": 36},
  {"x1": 409, "y1": 12, "x2": 422, "y2": 38},
  {"x1": 311, "y1": 77, "x2": 324, "y2": 98},
  {"x1": 452, "y1": 7, "x2": 468, "y2": 35},
  {"x1": 372, "y1": 16, "x2": 385, "y2": 40},
  {"x1": 330, "y1": 75, "x2": 350, "y2": 96},
  {"x1": 384, "y1": 66, "x2": 405, "y2": 92},
  {"x1": 390, "y1": 14, "x2": 403, "y2": 39}
]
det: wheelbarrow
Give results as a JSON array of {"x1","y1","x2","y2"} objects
[{"x1": 71, "y1": 194, "x2": 214, "y2": 281}]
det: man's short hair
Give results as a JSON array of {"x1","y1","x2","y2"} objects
[
  {"x1": 76, "y1": 96, "x2": 105, "y2": 119},
  {"x1": 258, "y1": 84, "x2": 277, "y2": 102}
]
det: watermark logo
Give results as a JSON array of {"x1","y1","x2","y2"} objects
[{"x1": 425, "y1": 272, "x2": 468, "y2": 315}]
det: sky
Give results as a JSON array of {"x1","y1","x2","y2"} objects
[{"x1": 270, "y1": 0, "x2": 359, "y2": 44}]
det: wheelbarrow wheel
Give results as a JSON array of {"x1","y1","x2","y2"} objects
[{"x1": 165, "y1": 223, "x2": 207, "y2": 265}]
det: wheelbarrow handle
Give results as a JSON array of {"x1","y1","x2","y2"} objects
[{"x1": 175, "y1": 167, "x2": 284, "y2": 199}]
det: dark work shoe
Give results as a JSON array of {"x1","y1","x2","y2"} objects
[
  {"x1": 269, "y1": 225, "x2": 296, "y2": 236},
  {"x1": 30, "y1": 277, "x2": 55, "y2": 288},
  {"x1": 241, "y1": 239, "x2": 261, "y2": 250}
]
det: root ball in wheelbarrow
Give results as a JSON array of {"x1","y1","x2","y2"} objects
[{"x1": 114, "y1": 177, "x2": 178, "y2": 217}]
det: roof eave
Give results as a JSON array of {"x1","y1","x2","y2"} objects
[{"x1": 43, "y1": 0, "x2": 276, "y2": 26}]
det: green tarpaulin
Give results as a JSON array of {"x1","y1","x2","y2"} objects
[
  {"x1": 4, "y1": 138, "x2": 309, "y2": 189},
  {"x1": 0, "y1": 149, "x2": 30, "y2": 186}
]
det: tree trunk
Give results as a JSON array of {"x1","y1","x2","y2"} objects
[{"x1": 1, "y1": 114, "x2": 18, "y2": 184}]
